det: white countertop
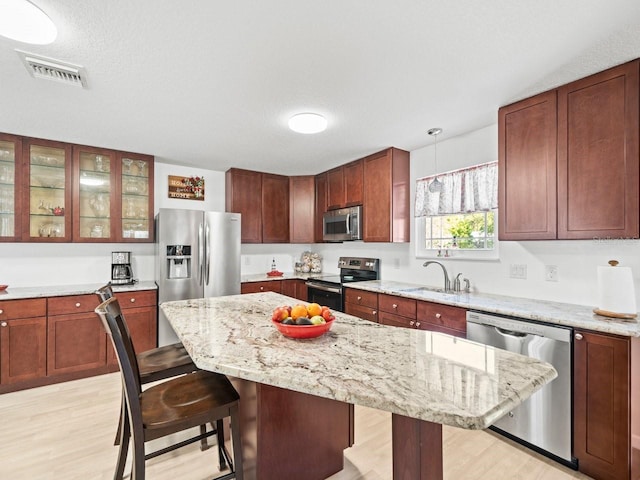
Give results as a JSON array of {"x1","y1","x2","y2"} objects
[
  {"x1": 0, "y1": 281, "x2": 157, "y2": 301},
  {"x1": 160, "y1": 291, "x2": 557, "y2": 430},
  {"x1": 346, "y1": 280, "x2": 640, "y2": 337}
]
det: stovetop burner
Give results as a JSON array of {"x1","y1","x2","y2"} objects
[{"x1": 308, "y1": 257, "x2": 380, "y2": 287}]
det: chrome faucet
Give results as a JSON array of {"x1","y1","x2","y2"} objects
[{"x1": 422, "y1": 261, "x2": 451, "y2": 292}]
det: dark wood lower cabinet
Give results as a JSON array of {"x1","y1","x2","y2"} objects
[
  {"x1": 0, "y1": 316, "x2": 47, "y2": 384},
  {"x1": 0, "y1": 289, "x2": 157, "y2": 394},
  {"x1": 280, "y1": 279, "x2": 308, "y2": 301},
  {"x1": 574, "y1": 329, "x2": 630, "y2": 480}
]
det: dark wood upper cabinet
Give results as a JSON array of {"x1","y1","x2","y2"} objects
[
  {"x1": 22, "y1": 137, "x2": 73, "y2": 242},
  {"x1": 557, "y1": 60, "x2": 639, "y2": 239},
  {"x1": 0, "y1": 133, "x2": 22, "y2": 242},
  {"x1": 289, "y1": 175, "x2": 315, "y2": 244},
  {"x1": 498, "y1": 90, "x2": 558, "y2": 240},
  {"x1": 499, "y1": 60, "x2": 640, "y2": 241},
  {"x1": 314, "y1": 173, "x2": 327, "y2": 243},
  {"x1": 344, "y1": 159, "x2": 363, "y2": 207},
  {"x1": 72, "y1": 145, "x2": 117, "y2": 242},
  {"x1": 226, "y1": 168, "x2": 263, "y2": 243},
  {"x1": 326, "y1": 166, "x2": 345, "y2": 210},
  {"x1": 574, "y1": 329, "x2": 630, "y2": 480},
  {"x1": 261, "y1": 173, "x2": 289, "y2": 243},
  {"x1": 362, "y1": 148, "x2": 410, "y2": 242}
]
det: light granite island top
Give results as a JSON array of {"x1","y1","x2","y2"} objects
[{"x1": 161, "y1": 291, "x2": 557, "y2": 480}]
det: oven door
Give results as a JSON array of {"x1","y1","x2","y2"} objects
[{"x1": 306, "y1": 281, "x2": 343, "y2": 312}]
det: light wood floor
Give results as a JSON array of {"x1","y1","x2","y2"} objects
[{"x1": 0, "y1": 372, "x2": 592, "y2": 480}]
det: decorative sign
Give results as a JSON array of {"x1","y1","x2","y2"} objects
[{"x1": 168, "y1": 175, "x2": 205, "y2": 201}]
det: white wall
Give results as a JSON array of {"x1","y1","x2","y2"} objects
[
  {"x1": 5, "y1": 130, "x2": 640, "y2": 310},
  {"x1": 0, "y1": 162, "x2": 226, "y2": 288}
]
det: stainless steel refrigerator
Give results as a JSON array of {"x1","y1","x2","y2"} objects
[{"x1": 155, "y1": 208, "x2": 241, "y2": 346}]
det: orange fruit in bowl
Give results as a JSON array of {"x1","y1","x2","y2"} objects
[
  {"x1": 290, "y1": 304, "x2": 309, "y2": 320},
  {"x1": 306, "y1": 302, "x2": 322, "y2": 317}
]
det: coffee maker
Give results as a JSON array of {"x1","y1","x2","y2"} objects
[{"x1": 111, "y1": 251, "x2": 134, "y2": 285}]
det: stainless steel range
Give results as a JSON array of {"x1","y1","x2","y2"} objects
[{"x1": 306, "y1": 257, "x2": 380, "y2": 312}]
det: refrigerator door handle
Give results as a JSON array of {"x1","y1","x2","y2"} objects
[
  {"x1": 198, "y1": 222, "x2": 204, "y2": 285},
  {"x1": 204, "y1": 221, "x2": 211, "y2": 285}
]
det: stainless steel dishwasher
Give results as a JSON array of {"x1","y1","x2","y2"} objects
[{"x1": 466, "y1": 311, "x2": 577, "y2": 468}]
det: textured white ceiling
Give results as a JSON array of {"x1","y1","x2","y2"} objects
[{"x1": 1, "y1": 0, "x2": 640, "y2": 175}]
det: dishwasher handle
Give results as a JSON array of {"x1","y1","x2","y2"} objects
[{"x1": 495, "y1": 326, "x2": 528, "y2": 338}]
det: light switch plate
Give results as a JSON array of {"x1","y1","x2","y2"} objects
[
  {"x1": 545, "y1": 265, "x2": 558, "y2": 282},
  {"x1": 509, "y1": 264, "x2": 527, "y2": 279}
]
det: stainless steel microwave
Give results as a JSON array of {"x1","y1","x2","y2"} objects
[{"x1": 323, "y1": 206, "x2": 362, "y2": 242}]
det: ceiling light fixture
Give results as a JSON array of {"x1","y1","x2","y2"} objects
[
  {"x1": 0, "y1": 0, "x2": 57, "y2": 45},
  {"x1": 288, "y1": 113, "x2": 327, "y2": 134},
  {"x1": 428, "y1": 127, "x2": 443, "y2": 193}
]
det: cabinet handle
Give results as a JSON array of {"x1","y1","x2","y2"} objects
[
  {"x1": 575, "y1": 333, "x2": 583, "y2": 341},
  {"x1": 1, "y1": 321, "x2": 6, "y2": 327},
  {"x1": 410, "y1": 320, "x2": 415, "y2": 326},
  {"x1": 130, "y1": 298, "x2": 136, "y2": 303},
  {"x1": 416, "y1": 322, "x2": 421, "y2": 328},
  {"x1": 75, "y1": 302, "x2": 81, "y2": 308},
  {"x1": 357, "y1": 296, "x2": 362, "y2": 301},
  {"x1": 392, "y1": 303, "x2": 398, "y2": 309},
  {"x1": 260, "y1": 286, "x2": 264, "y2": 291},
  {"x1": 0, "y1": 309, "x2": 3, "y2": 315},
  {"x1": 372, "y1": 310, "x2": 377, "y2": 315},
  {"x1": 435, "y1": 313, "x2": 442, "y2": 319}
]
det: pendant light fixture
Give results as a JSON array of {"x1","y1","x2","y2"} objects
[{"x1": 428, "y1": 127, "x2": 443, "y2": 193}]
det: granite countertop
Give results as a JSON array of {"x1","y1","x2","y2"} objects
[
  {"x1": 0, "y1": 281, "x2": 157, "y2": 301},
  {"x1": 346, "y1": 280, "x2": 640, "y2": 337},
  {"x1": 160, "y1": 291, "x2": 557, "y2": 430},
  {"x1": 241, "y1": 272, "x2": 326, "y2": 283}
]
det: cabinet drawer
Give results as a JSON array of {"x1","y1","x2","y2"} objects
[
  {"x1": 417, "y1": 301, "x2": 466, "y2": 332},
  {"x1": 114, "y1": 290, "x2": 157, "y2": 309},
  {"x1": 344, "y1": 302, "x2": 378, "y2": 323},
  {"x1": 378, "y1": 294, "x2": 416, "y2": 318},
  {"x1": 344, "y1": 289, "x2": 377, "y2": 308},
  {"x1": 48, "y1": 294, "x2": 100, "y2": 316},
  {"x1": 241, "y1": 281, "x2": 282, "y2": 294},
  {"x1": 379, "y1": 311, "x2": 414, "y2": 329},
  {"x1": 0, "y1": 298, "x2": 46, "y2": 320}
]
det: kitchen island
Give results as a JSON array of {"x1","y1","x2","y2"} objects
[{"x1": 161, "y1": 292, "x2": 557, "y2": 480}]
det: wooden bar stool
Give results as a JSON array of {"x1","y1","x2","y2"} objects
[
  {"x1": 95, "y1": 284, "x2": 202, "y2": 446},
  {"x1": 96, "y1": 296, "x2": 243, "y2": 480}
]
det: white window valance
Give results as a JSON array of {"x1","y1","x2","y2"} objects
[{"x1": 414, "y1": 161, "x2": 498, "y2": 217}]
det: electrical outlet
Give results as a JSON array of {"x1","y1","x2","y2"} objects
[
  {"x1": 509, "y1": 264, "x2": 527, "y2": 279},
  {"x1": 545, "y1": 265, "x2": 558, "y2": 282}
]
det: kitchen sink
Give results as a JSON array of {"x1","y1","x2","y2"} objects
[{"x1": 396, "y1": 286, "x2": 446, "y2": 294}]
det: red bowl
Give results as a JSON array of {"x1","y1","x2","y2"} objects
[{"x1": 272, "y1": 318, "x2": 334, "y2": 339}]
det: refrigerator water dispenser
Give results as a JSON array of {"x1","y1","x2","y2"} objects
[{"x1": 166, "y1": 245, "x2": 191, "y2": 279}]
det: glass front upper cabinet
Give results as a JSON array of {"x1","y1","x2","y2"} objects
[
  {"x1": 26, "y1": 139, "x2": 72, "y2": 242},
  {"x1": 0, "y1": 134, "x2": 20, "y2": 241},
  {"x1": 119, "y1": 153, "x2": 153, "y2": 241},
  {"x1": 73, "y1": 147, "x2": 115, "y2": 241}
]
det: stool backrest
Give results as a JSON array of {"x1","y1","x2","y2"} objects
[
  {"x1": 95, "y1": 297, "x2": 143, "y2": 424},
  {"x1": 96, "y1": 282, "x2": 114, "y2": 302}
]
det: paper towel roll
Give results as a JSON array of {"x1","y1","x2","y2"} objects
[{"x1": 597, "y1": 264, "x2": 637, "y2": 315}]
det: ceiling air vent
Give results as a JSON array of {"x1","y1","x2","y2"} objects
[{"x1": 16, "y1": 50, "x2": 88, "y2": 88}]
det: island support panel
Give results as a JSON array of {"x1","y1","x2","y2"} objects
[
  {"x1": 231, "y1": 378, "x2": 353, "y2": 480},
  {"x1": 392, "y1": 414, "x2": 443, "y2": 480}
]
